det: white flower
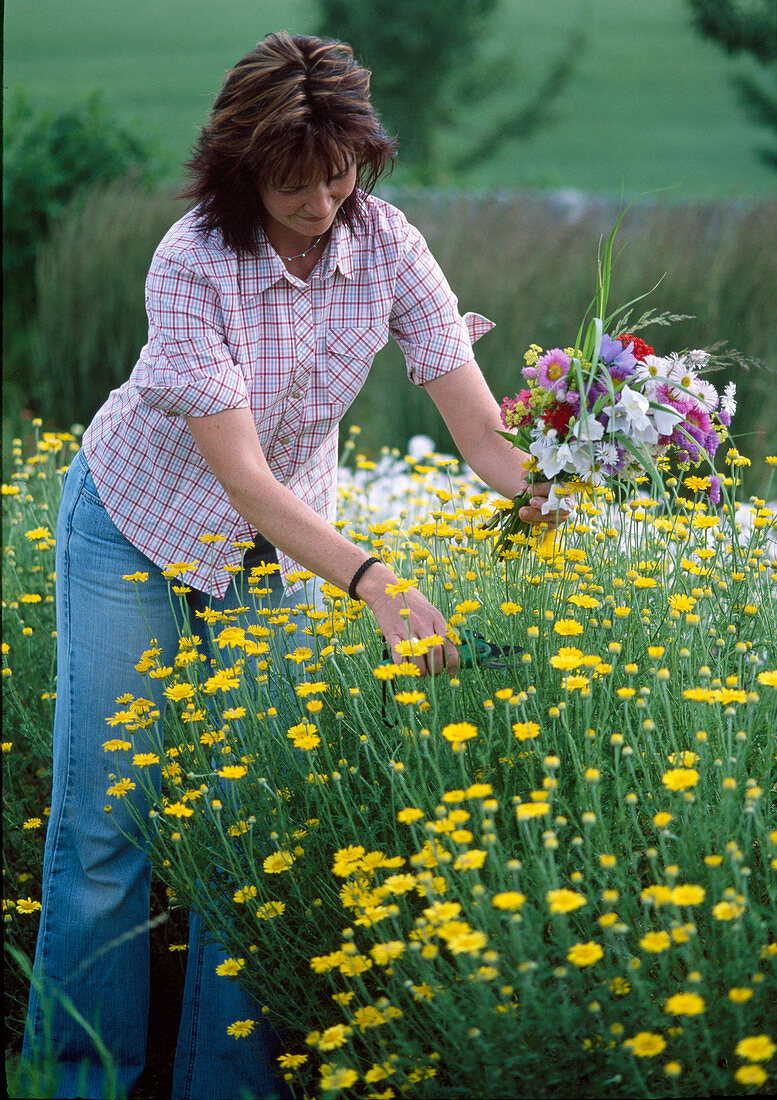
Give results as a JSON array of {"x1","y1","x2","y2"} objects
[
  {"x1": 685, "y1": 349, "x2": 710, "y2": 372},
  {"x1": 649, "y1": 401, "x2": 684, "y2": 436},
  {"x1": 540, "y1": 482, "x2": 580, "y2": 515},
  {"x1": 532, "y1": 421, "x2": 558, "y2": 441},
  {"x1": 641, "y1": 377, "x2": 665, "y2": 404},
  {"x1": 567, "y1": 445, "x2": 594, "y2": 479},
  {"x1": 571, "y1": 414, "x2": 605, "y2": 443},
  {"x1": 540, "y1": 483, "x2": 564, "y2": 515},
  {"x1": 637, "y1": 422, "x2": 660, "y2": 445},
  {"x1": 664, "y1": 352, "x2": 689, "y2": 376},
  {"x1": 688, "y1": 378, "x2": 718, "y2": 411},
  {"x1": 529, "y1": 437, "x2": 575, "y2": 479},
  {"x1": 634, "y1": 354, "x2": 672, "y2": 382},
  {"x1": 407, "y1": 435, "x2": 437, "y2": 460},
  {"x1": 595, "y1": 441, "x2": 620, "y2": 469},
  {"x1": 721, "y1": 381, "x2": 737, "y2": 416},
  {"x1": 662, "y1": 354, "x2": 711, "y2": 406},
  {"x1": 604, "y1": 386, "x2": 659, "y2": 444},
  {"x1": 617, "y1": 385, "x2": 650, "y2": 420},
  {"x1": 568, "y1": 440, "x2": 608, "y2": 482}
]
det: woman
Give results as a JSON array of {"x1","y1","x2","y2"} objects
[{"x1": 23, "y1": 32, "x2": 569, "y2": 1100}]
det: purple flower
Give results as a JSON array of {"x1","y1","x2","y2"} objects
[
  {"x1": 718, "y1": 408, "x2": 731, "y2": 428},
  {"x1": 704, "y1": 429, "x2": 721, "y2": 458},
  {"x1": 686, "y1": 423, "x2": 707, "y2": 446},
  {"x1": 599, "y1": 333, "x2": 637, "y2": 373},
  {"x1": 585, "y1": 381, "x2": 608, "y2": 412},
  {"x1": 608, "y1": 362, "x2": 636, "y2": 383},
  {"x1": 709, "y1": 475, "x2": 721, "y2": 505}
]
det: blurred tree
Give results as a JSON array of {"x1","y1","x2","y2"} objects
[
  {"x1": 3, "y1": 93, "x2": 153, "y2": 316},
  {"x1": 316, "y1": 0, "x2": 583, "y2": 181},
  {"x1": 2, "y1": 93, "x2": 154, "y2": 416},
  {"x1": 684, "y1": 0, "x2": 777, "y2": 169}
]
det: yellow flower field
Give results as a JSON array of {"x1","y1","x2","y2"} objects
[{"x1": 3, "y1": 426, "x2": 776, "y2": 1098}]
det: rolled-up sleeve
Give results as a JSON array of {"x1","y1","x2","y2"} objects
[
  {"x1": 388, "y1": 222, "x2": 494, "y2": 385},
  {"x1": 135, "y1": 253, "x2": 249, "y2": 417}
]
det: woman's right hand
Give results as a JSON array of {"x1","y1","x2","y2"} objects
[
  {"x1": 183, "y1": 411, "x2": 458, "y2": 674},
  {"x1": 356, "y1": 565, "x2": 459, "y2": 676}
]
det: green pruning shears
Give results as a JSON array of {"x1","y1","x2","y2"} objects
[{"x1": 458, "y1": 629, "x2": 524, "y2": 670}]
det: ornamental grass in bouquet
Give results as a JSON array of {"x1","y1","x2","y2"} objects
[{"x1": 486, "y1": 211, "x2": 738, "y2": 556}]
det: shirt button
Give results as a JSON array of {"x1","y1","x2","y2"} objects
[
  {"x1": 291, "y1": 391, "x2": 301, "y2": 399},
  {"x1": 278, "y1": 436, "x2": 289, "y2": 445}
]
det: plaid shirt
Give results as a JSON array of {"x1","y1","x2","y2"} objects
[{"x1": 83, "y1": 193, "x2": 493, "y2": 596}]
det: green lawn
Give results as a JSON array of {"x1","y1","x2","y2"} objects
[
  {"x1": 6, "y1": 1, "x2": 774, "y2": 198},
  {"x1": 4, "y1": 0, "x2": 775, "y2": 198}
]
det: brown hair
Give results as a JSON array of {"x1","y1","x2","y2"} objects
[{"x1": 181, "y1": 32, "x2": 398, "y2": 254}]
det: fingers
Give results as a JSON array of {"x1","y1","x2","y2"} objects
[
  {"x1": 443, "y1": 637, "x2": 460, "y2": 673},
  {"x1": 422, "y1": 636, "x2": 460, "y2": 676},
  {"x1": 388, "y1": 632, "x2": 460, "y2": 677},
  {"x1": 519, "y1": 493, "x2": 575, "y2": 526},
  {"x1": 373, "y1": 584, "x2": 462, "y2": 678},
  {"x1": 519, "y1": 507, "x2": 565, "y2": 527},
  {"x1": 382, "y1": 599, "x2": 460, "y2": 677}
]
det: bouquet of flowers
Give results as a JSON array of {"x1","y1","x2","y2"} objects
[{"x1": 485, "y1": 214, "x2": 737, "y2": 556}]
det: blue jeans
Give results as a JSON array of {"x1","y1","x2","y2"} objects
[{"x1": 22, "y1": 449, "x2": 318, "y2": 1099}]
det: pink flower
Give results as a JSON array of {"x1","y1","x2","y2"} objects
[
  {"x1": 536, "y1": 349, "x2": 572, "y2": 396},
  {"x1": 501, "y1": 390, "x2": 534, "y2": 429}
]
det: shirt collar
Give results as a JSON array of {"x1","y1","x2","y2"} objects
[
  {"x1": 238, "y1": 217, "x2": 354, "y2": 299},
  {"x1": 320, "y1": 216, "x2": 354, "y2": 282}
]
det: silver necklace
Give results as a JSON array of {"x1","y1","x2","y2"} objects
[{"x1": 281, "y1": 235, "x2": 323, "y2": 262}]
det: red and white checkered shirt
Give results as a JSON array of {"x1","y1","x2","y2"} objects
[{"x1": 83, "y1": 193, "x2": 494, "y2": 596}]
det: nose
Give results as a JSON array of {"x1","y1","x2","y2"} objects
[{"x1": 303, "y1": 183, "x2": 334, "y2": 219}]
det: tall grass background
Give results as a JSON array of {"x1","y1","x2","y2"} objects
[{"x1": 23, "y1": 183, "x2": 777, "y2": 498}]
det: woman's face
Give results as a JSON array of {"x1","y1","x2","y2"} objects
[{"x1": 259, "y1": 161, "x2": 357, "y2": 243}]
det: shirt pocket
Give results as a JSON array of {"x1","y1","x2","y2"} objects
[{"x1": 324, "y1": 325, "x2": 389, "y2": 410}]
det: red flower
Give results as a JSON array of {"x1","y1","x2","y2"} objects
[
  {"x1": 543, "y1": 401, "x2": 576, "y2": 437},
  {"x1": 617, "y1": 333, "x2": 654, "y2": 361}
]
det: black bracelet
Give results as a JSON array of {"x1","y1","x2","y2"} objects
[{"x1": 348, "y1": 556, "x2": 381, "y2": 600}]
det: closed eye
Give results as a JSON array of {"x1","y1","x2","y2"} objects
[{"x1": 273, "y1": 161, "x2": 354, "y2": 195}]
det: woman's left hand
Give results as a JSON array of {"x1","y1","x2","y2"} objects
[{"x1": 517, "y1": 481, "x2": 574, "y2": 528}]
